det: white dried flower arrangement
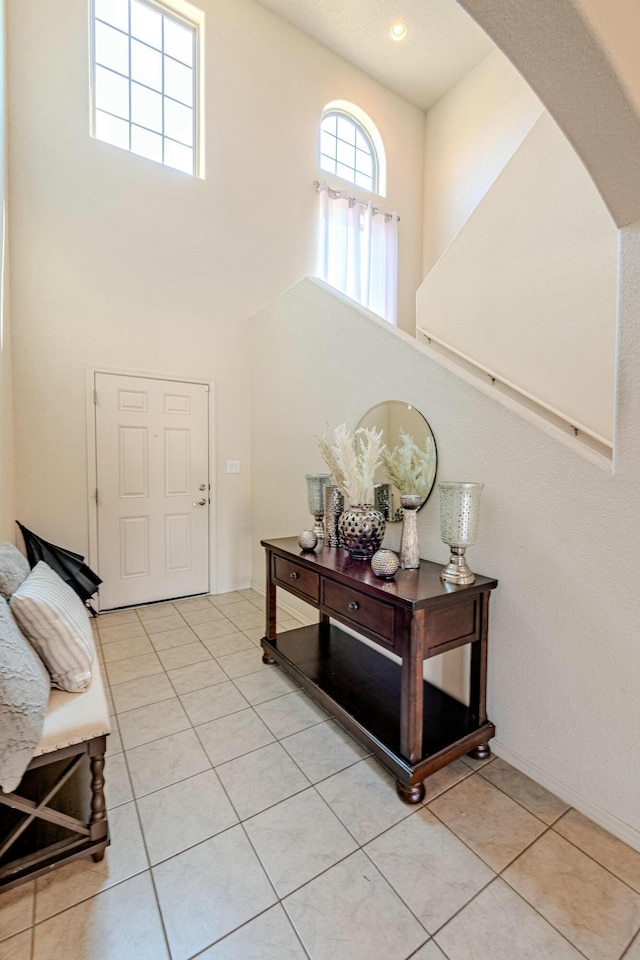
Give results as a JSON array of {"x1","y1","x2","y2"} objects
[
  {"x1": 381, "y1": 429, "x2": 436, "y2": 499},
  {"x1": 317, "y1": 423, "x2": 386, "y2": 507}
]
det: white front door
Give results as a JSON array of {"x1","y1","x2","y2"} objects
[{"x1": 94, "y1": 373, "x2": 210, "y2": 609}]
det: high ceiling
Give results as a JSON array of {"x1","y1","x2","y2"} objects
[{"x1": 253, "y1": 0, "x2": 495, "y2": 111}]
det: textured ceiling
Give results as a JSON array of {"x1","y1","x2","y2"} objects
[{"x1": 253, "y1": 0, "x2": 495, "y2": 111}]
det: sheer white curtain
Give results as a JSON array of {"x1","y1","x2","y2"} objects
[
  {"x1": 316, "y1": 181, "x2": 398, "y2": 325},
  {"x1": 362, "y1": 200, "x2": 398, "y2": 325}
]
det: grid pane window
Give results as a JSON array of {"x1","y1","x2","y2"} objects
[
  {"x1": 164, "y1": 138, "x2": 193, "y2": 174},
  {"x1": 131, "y1": 124, "x2": 163, "y2": 161},
  {"x1": 320, "y1": 130, "x2": 335, "y2": 158},
  {"x1": 95, "y1": 0, "x2": 128, "y2": 31},
  {"x1": 91, "y1": 0, "x2": 198, "y2": 176},
  {"x1": 131, "y1": 40, "x2": 162, "y2": 90},
  {"x1": 165, "y1": 58, "x2": 193, "y2": 106},
  {"x1": 164, "y1": 98, "x2": 193, "y2": 145},
  {"x1": 336, "y1": 161, "x2": 355, "y2": 182},
  {"x1": 319, "y1": 111, "x2": 376, "y2": 193},
  {"x1": 336, "y1": 139, "x2": 355, "y2": 169},
  {"x1": 131, "y1": 82, "x2": 163, "y2": 132},
  {"x1": 131, "y1": 0, "x2": 162, "y2": 47},
  {"x1": 95, "y1": 21, "x2": 129, "y2": 74},
  {"x1": 164, "y1": 18, "x2": 193, "y2": 65},
  {"x1": 95, "y1": 65, "x2": 130, "y2": 119},
  {"x1": 354, "y1": 171, "x2": 372, "y2": 190},
  {"x1": 95, "y1": 110, "x2": 130, "y2": 148},
  {"x1": 356, "y1": 149, "x2": 372, "y2": 177}
]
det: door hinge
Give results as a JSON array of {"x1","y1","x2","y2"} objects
[
  {"x1": 95, "y1": 488, "x2": 99, "y2": 505},
  {"x1": 93, "y1": 390, "x2": 97, "y2": 405}
]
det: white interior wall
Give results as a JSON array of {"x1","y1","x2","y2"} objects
[
  {"x1": 250, "y1": 277, "x2": 640, "y2": 849},
  {"x1": 419, "y1": 111, "x2": 618, "y2": 442},
  {"x1": 460, "y1": 0, "x2": 640, "y2": 229},
  {"x1": 0, "y1": 0, "x2": 13, "y2": 543},
  {"x1": 422, "y1": 50, "x2": 544, "y2": 275},
  {"x1": 6, "y1": 0, "x2": 424, "y2": 590}
]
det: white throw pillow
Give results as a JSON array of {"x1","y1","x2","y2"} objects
[
  {"x1": 0, "y1": 597, "x2": 50, "y2": 792},
  {"x1": 10, "y1": 562, "x2": 95, "y2": 693},
  {"x1": 0, "y1": 542, "x2": 31, "y2": 599}
]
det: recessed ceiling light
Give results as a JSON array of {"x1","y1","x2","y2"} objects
[{"x1": 389, "y1": 20, "x2": 408, "y2": 42}]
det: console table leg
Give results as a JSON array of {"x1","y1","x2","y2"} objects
[
  {"x1": 468, "y1": 743, "x2": 491, "y2": 760},
  {"x1": 396, "y1": 779, "x2": 425, "y2": 804},
  {"x1": 400, "y1": 610, "x2": 424, "y2": 765},
  {"x1": 261, "y1": 646, "x2": 276, "y2": 665}
]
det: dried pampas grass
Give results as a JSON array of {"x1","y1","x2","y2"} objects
[{"x1": 317, "y1": 423, "x2": 385, "y2": 506}]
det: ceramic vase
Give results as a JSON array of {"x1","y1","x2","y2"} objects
[{"x1": 399, "y1": 494, "x2": 421, "y2": 569}]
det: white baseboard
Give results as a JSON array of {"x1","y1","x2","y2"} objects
[
  {"x1": 492, "y1": 739, "x2": 640, "y2": 853},
  {"x1": 215, "y1": 582, "x2": 253, "y2": 594}
]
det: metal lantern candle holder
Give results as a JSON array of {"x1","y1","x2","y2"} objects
[
  {"x1": 305, "y1": 474, "x2": 331, "y2": 540},
  {"x1": 439, "y1": 481, "x2": 484, "y2": 585}
]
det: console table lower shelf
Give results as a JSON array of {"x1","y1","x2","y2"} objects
[{"x1": 262, "y1": 623, "x2": 495, "y2": 800}]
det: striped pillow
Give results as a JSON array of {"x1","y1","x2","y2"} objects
[{"x1": 10, "y1": 562, "x2": 95, "y2": 693}]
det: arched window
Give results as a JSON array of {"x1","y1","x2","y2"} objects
[
  {"x1": 320, "y1": 111, "x2": 377, "y2": 193},
  {"x1": 315, "y1": 102, "x2": 397, "y2": 324},
  {"x1": 319, "y1": 100, "x2": 386, "y2": 196}
]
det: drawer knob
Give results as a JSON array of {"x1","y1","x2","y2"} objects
[
  {"x1": 347, "y1": 600, "x2": 359, "y2": 612},
  {"x1": 289, "y1": 571, "x2": 299, "y2": 580}
]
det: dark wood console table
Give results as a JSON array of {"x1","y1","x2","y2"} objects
[{"x1": 261, "y1": 537, "x2": 498, "y2": 803}]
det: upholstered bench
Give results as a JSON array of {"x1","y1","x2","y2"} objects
[
  {"x1": 0, "y1": 656, "x2": 110, "y2": 891},
  {"x1": 0, "y1": 544, "x2": 110, "y2": 891}
]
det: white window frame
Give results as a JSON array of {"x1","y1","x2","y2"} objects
[
  {"x1": 320, "y1": 110, "x2": 378, "y2": 194},
  {"x1": 90, "y1": 0, "x2": 204, "y2": 177}
]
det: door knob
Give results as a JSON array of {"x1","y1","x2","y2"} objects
[
  {"x1": 199, "y1": 483, "x2": 207, "y2": 491},
  {"x1": 193, "y1": 499, "x2": 207, "y2": 506}
]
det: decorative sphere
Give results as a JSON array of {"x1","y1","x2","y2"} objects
[
  {"x1": 298, "y1": 530, "x2": 318, "y2": 552},
  {"x1": 371, "y1": 549, "x2": 400, "y2": 579}
]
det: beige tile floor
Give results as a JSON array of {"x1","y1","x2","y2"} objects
[{"x1": 2, "y1": 589, "x2": 640, "y2": 960}]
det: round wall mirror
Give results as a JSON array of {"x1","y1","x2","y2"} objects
[{"x1": 357, "y1": 401, "x2": 437, "y2": 521}]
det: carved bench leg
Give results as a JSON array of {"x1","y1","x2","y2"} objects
[{"x1": 89, "y1": 749, "x2": 107, "y2": 862}]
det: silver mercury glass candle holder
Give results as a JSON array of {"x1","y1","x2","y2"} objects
[
  {"x1": 323, "y1": 484, "x2": 344, "y2": 547},
  {"x1": 439, "y1": 481, "x2": 484, "y2": 585},
  {"x1": 305, "y1": 474, "x2": 331, "y2": 540}
]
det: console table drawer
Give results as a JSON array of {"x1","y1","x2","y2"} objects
[
  {"x1": 273, "y1": 556, "x2": 319, "y2": 602},
  {"x1": 322, "y1": 580, "x2": 395, "y2": 649},
  {"x1": 425, "y1": 598, "x2": 480, "y2": 652}
]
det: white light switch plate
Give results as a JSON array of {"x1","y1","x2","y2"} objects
[{"x1": 226, "y1": 460, "x2": 240, "y2": 474}]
